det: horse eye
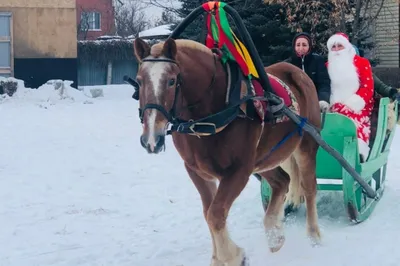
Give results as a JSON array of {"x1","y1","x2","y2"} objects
[{"x1": 168, "y1": 78, "x2": 175, "y2": 86}]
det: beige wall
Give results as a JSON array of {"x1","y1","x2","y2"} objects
[
  {"x1": 0, "y1": 0, "x2": 77, "y2": 58},
  {"x1": 0, "y1": 0, "x2": 75, "y2": 9}
]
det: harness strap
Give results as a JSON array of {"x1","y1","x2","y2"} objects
[
  {"x1": 258, "y1": 117, "x2": 307, "y2": 162},
  {"x1": 167, "y1": 94, "x2": 255, "y2": 136}
]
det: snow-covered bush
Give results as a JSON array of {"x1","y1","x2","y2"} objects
[{"x1": 0, "y1": 78, "x2": 18, "y2": 97}]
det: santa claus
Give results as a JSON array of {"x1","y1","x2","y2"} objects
[{"x1": 326, "y1": 32, "x2": 374, "y2": 161}]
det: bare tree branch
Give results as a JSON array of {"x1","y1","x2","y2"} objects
[{"x1": 114, "y1": 1, "x2": 152, "y2": 37}]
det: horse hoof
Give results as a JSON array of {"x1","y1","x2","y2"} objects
[
  {"x1": 266, "y1": 228, "x2": 285, "y2": 253},
  {"x1": 210, "y1": 257, "x2": 224, "y2": 266},
  {"x1": 211, "y1": 250, "x2": 247, "y2": 266},
  {"x1": 308, "y1": 228, "x2": 322, "y2": 247}
]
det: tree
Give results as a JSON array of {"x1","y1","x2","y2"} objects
[
  {"x1": 172, "y1": 0, "x2": 207, "y2": 42},
  {"x1": 346, "y1": 0, "x2": 386, "y2": 45},
  {"x1": 264, "y1": 0, "x2": 345, "y2": 56},
  {"x1": 227, "y1": 0, "x2": 293, "y2": 64},
  {"x1": 263, "y1": 0, "x2": 388, "y2": 59},
  {"x1": 114, "y1": 1, "x2": 151, "y2": 37},
  {"x1": 77, "y1": 9, "x2": 91, "y2": 40},
  {"x1": 154, "y1": 10, "x2": 180, "y2": 27},
  {"x1": 169, "y1": 0, "x2": 293, "y2": 64}
]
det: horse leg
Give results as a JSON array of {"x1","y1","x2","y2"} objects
[
  {"x1": 206, "y1": 170, "x2": 250, "y2": 266},
  {"x1": 259, "y1": 164, "x2": 290, "y2": 252},
  {"x1": 184, "y1": 164, "x2": 223, "y2": 265},
  {"x1": 293, "y1": 139, "x2": 321, "y2": 245}
]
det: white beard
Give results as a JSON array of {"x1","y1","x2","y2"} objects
[{"x1": 328, "y1": 49, "x2": 359, "y2": 105}]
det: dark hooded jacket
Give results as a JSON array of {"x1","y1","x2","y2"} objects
[
  {"x1": 353, "y1": 45, "x2": 398, "y2": 99},
  {"x1": 285, "y1": 32, "x2": 331, "y2": 103}
]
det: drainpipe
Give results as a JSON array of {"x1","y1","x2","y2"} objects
[{"x1": 107, "y1": 61, "x2": 112, "y2": 84}]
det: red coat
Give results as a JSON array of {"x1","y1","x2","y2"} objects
[
  {"x1": 326, "y1": 55, "x2": 374, "y2": 113},
  {"x1": 328, "y1": 55, "x2": 374, "y2": 158}
]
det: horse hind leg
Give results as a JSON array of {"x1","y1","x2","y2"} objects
[
  {"x1": 293, "y1": 138, "x2": 322, "y2": 245},
  {"x1": 259, "y1": 166, "x2": 290, "y2": 253}
]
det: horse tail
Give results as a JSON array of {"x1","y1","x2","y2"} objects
[
  {"x1": 285, "y1": 62, "x2": 321, "y2": 128},
  {"x1": 283, "y1": 155, "x2": 304, "y2": 212}
]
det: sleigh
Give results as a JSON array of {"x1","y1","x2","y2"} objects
[
  {"x1": 261, "y1": 96, "x2": 398, "y2": 222},
  {"x1": 125, "y1": 1, "x2": 397, "y2": 224}
]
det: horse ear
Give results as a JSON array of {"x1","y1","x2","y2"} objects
[
  {"x1": 134, "y1": 38, "x2": 150, "y2": 61},
  {"x1": 162, "y1": 38, "x2": 177, "y2": 60}
]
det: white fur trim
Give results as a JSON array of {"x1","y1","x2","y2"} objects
[
  {"x1": 358, "y1": 138, "x2": 370, "y2": 162},
  {"x1": 327, "y1": 34, "x2": 351, "y2": 50},
  {"x1": 345, "y1": 94, "x2": 365, "y2": 113}
]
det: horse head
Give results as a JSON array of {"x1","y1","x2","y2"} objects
[{"x1": 134, "y1": 38, "x2": 181, "y2": 154}]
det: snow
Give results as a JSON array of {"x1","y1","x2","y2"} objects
[
  {"x1": 138, "y1": 24, "x2": 173, "y2": 38},
  {"x1": 1, "y1": 82, "x2": 399, "y2": 265},
  {"x1": 1, "y1": 79, "x2": 93, "y2": 108}
]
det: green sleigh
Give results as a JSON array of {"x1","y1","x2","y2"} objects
[{"x1": 260, "y1": 97, "x2": 398, "y2": 223}]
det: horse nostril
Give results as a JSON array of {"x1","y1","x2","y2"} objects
[
  {"x1": 146, "y1": 143, "x2": 152, "y2": 153},
  {"x1": 155, "y1": 135, "x2": 165, "y2": 150},
  {"x1": 140, "y1": 135, "x2": 147, "y2": 148}
]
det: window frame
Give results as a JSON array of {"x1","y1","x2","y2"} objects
[
  {"x1": 0, "y1": 12, "x2": 13, "y2": 77},
  {"x1": 80, "y1": 11, "x2": 101, "y2": 32}
]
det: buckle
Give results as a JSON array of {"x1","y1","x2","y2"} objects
[{"x1": 189, "y1": 122, "x2": 217, "y2": 136}]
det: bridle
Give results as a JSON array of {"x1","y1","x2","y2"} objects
[
  {"x1": 134, "y1": 54, "x2": 219, "y2": 136},
  {"x1": 131, "y1": 52, "x2": 247, "y2": 136},
  {"x1": 138, "y1": 57, "x2": 182, "y2": 128}
]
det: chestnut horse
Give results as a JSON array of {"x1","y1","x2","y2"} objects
[{"x1": 133, "y1": 37, "x2": 321, "y2": 265}]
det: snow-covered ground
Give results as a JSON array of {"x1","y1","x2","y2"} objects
[{"x1": 0, "y1": 82, "x2": 399, "y2": 266}]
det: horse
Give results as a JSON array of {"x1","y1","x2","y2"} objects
[{"x1": 133, "y1": 37, "x2": 322, "y2": 265}]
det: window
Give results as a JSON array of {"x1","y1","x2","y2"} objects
[
  {"x1": 0, "y1": 12, "x2": 12, "y2": 77},
  {"x1": 80, "y1": 12, "x2": 101, "y2": 31}
]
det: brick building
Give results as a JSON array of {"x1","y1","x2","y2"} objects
[{"x1": 76, "y1": 0, "x2": 116, "y2": 40}]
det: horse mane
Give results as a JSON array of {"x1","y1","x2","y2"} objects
[{"x1": 150, "y1": 39, "x2": 213, "y2": 58}]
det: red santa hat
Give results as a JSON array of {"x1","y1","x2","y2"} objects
[{"x1": 327, "y1": 32, "x2": 352, "y2": 51}]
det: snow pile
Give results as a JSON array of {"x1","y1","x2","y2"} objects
[{"x1": 1, "y1": 78, "x2": 93, "y2": 107}]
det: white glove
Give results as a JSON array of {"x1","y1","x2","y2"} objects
[
  {"x1": 344, "y1": 95, "x2": 365, "y2": 113},
  {"x1": 319, "y1": 101, "x2": 330, "y2": 112}
]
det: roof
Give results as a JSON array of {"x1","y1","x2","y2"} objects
[{"x1": 138, "y1": 24, "x2": 173, "y2": 38}]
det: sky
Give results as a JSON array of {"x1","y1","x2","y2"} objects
[{"x1": 116, "y1": 0, "x2": 181, "y2": 23}]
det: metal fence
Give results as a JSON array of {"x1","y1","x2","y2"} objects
[{"x1": 78, "y1": 59, "x2": 138, "y2": 86}]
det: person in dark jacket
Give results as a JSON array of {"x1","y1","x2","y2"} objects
[
  {"x1": 285, "y1": 32, "x2": 331, "y2": 112},
  {"x1": 352, "y1": 44, "x2": 399, "y2": 100}
]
